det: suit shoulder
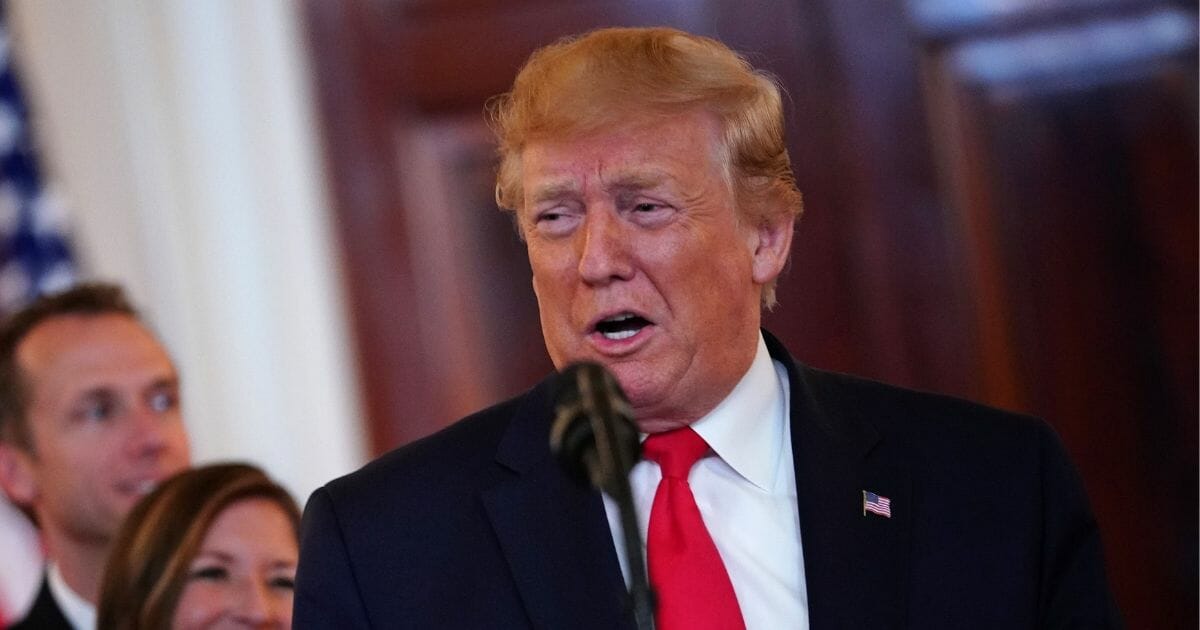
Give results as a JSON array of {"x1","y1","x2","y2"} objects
[
  {"x1": 797, "y1": 364, "x2": 1044, "y2": 442},
  {"x1": 795, "y1": 364, "x2": 1079, "y2": 504},
  {"x1": 319, "y1": 383, "x2": 545, "y2": 505}
]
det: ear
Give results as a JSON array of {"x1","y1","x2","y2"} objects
[
  {"x1": 749, "y1": 213, "x2": 795, "y2": 285},
  {"x1": 0, "y1": 442, "x2": 39, "y2": 508}
]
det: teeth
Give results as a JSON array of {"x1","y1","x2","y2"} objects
[
  {"x1": 135, "y1": 480, "x2": 158, "y2": 495},
  {"x1": 595, "y1": 312, "x2": 646, "y2": 341}
]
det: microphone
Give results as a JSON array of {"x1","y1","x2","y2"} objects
[
  {"x1": 550, "y1": 362, "x2": 655, "y2": 630},
  {"x1": 550, "y1": 362, "x2": 640, "y2": 493}
]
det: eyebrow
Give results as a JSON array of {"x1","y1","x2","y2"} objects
[
  {"x1": 148, "y1": 375, "x2": 180, "y2": 390},
  {"x1": 603, "y1": 171, "x2": 668, "y2": 193},
  {"x1": 528, "y1": 180, "x2": 581, "y2": 205},
  {"x1": 73, "y1": 371, "x2": 178, "y2": 398},
  {"x1": 192, "y1": 550, "x2": 236, "y2": 563},
  {"x1": 192, "y1": 551, "x2": 298, "y2": 568},
  {"x1": 528, "y1": 171, "x2": 671, "y2": 205},
  {"x1": 69, "y1": 375, "x2": 179, "y2": 413}
]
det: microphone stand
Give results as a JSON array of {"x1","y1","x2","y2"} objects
[{"x1": 580, "y1": 371, "x2": 656, "y2": 630}]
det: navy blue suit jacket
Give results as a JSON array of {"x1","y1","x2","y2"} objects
[
  {"x1": 9, "y1": 577, "x2": 71, "y2": 630},
  {"x1": 294, "y1": 332, "x2": 1120, "y2": 628}
]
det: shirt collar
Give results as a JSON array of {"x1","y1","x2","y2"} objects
[
  {"x1": 690, "y1": 333, "x2": 788, "y2": 492},
  {"x1": 47, "y1": 562, "x2": 95, "y2": 630}
]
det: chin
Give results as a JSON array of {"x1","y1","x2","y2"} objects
[{"x1": 606, "y1": 364, "x2": 665, "y2": 408}]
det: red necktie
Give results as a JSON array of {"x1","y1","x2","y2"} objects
[{"x1": 644, "y1": 428, "x2": 745, "y2": 630}]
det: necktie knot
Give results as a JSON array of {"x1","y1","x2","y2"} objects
[{"x1": 643, "y1": 427, "x2": 710, "y2": 479}]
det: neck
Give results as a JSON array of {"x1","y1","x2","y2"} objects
[
  {"x1": 43, "y1": 527, "x2": 108, "y2": 603},
  {"x1": 636, "y1": 415, "x2": 700, "y2": 434},
  {"x1": 633, "y1": 367, "x2": 747, "y2": 433},
  {"x1": 634, "y1": 336, "x2": 761, "y2": 434}
]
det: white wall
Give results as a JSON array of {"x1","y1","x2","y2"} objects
[{"x1": 6, "y1": 1, "x2": 367, "y2": 502}]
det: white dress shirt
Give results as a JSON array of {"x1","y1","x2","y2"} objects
[
  {"x1": 603, "y1": 334, "x2": 809, "y2": 629},
  {"x1": 47, "y1": 563, "x2": 95, "y2": 630}
]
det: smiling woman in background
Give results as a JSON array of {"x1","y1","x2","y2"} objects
[{"x1": 96, "y1": 463, "x2": 300, "y2": 629}]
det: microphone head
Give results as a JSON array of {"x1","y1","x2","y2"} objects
[{"x1": 549, "y1": 362, "x2": 640, "y2": 491}]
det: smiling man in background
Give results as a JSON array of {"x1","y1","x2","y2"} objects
[
  {"x1": 295, "y1": 27, "x2": 1118, "y2": 629},
  {"x1": 0, "y1": 283, "x2": 191, "y2": 630}
]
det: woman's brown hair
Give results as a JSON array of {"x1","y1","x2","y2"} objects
[{"x1": 96, "y1": 463, "x2": 301, "y2": 630}]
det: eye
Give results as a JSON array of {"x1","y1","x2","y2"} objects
[
  {"x1": 269, "y1": 575, "x2": 296, "y2": 591},
  {"x1": 147, "y1": 387, "x2": 179, "y2": 414},
  {"x1": 188, "y1": 566, "x2": 229, "y2": 582},
  {"x1": 532, "y1": 206, "x2": 582, "y2": 237},
  {"x1": 74, "y1": 394, "x2": 118, "y2": 422},
  {"x1": 624, "y1": 198, "x2": 674, "y2": 227}
]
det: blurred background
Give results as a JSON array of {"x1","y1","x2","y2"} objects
[{"x1": 0, "y1": 0, "x2": 1194, "y2": 627}]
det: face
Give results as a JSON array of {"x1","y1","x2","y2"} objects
[
  {"x1": 172, "y1": 498, "x2": 298, "y2": 629},
  {"x1": 520, "y1": 110, "x2": 793, "y2": 431},
  {"x1": 0, "y1": 314, "x2": 190, "y2": 546}
]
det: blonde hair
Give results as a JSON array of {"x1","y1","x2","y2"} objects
[
  {"x1": 488, "y1": 27, "x2": 803, "y2": 306},
  {"x1": 97, "y1": 463, "x2": 301, "y2": 630}
]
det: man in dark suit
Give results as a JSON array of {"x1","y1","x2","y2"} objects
[
  {"x1": 294, "y1": 27, "x2": 1119, "y2": 628},
  {"x1": 0, "y1": 284, "x2": 191, "y2": 629}
]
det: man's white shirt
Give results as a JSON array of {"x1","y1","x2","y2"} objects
[
  {"x1": 603, "y1": 333, "x2": 810, "y2": 629},
  {"x1": 47, "y1": 563, "x2": 94, "y2": 630}
]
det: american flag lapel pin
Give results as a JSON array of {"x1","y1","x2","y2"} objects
[{"x1": 862, "y1": 490, "x2": 892, "y2": 518}]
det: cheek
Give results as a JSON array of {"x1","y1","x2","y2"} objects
[
  {"x1": 529, "y1": 251, "x2": 575, "y2": 314},
  {"x1": 41, "y1": 449, "x2": 97, "y2": 498},
  {"x1": 172, "y1": 584, "x2": 224, "y2": 628},
  {"x1": 527, "y1": 234, "x2": 583, "y2": 274},
  {"x1": 652, "y1": 237, "x2": 730, "y2": 289},
  {"x1": 660, "y1": 243, "x2": 752, "y2": 320},
  {"x1": 166, "y1": 426, "x2": 192, "y2": 463},
  {"x1": 276, "y1": 592, "x2": 296, "y2": 624}
]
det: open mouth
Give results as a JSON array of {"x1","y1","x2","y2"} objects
[
  {"x1": 118, "y1": 479, "x2": 162, "y2": 497},
  {"x1": 594, "y1": 313, "x2": 652, "y2": 341}
]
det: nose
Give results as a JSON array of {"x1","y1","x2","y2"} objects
[
  {"x1": 232, "y1": 580, "x2": 284, "y2": 626},
  {"x1": 125, "y1": 405, "x2": 180, "y2": 460},
  {"x1": 577, "y1": 207, "x2": 634, "y2": 285}
]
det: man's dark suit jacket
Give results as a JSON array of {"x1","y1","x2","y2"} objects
[
  {"x1": 294, "y1": 331, "x2": 1120, "y2": 628},
  {"x1": 9, "y1": 576, "x2": 72, "y2": 630}
]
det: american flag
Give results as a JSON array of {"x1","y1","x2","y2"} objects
[
  {"x1": 0, "y1": 0, "x2": 76, "y2": 317},
  {"x1": 0, "y1": 1, "x2": 76, "y2": 623},
  {"x1": 862, "y1": 490, "x2": 892, "y2": 518}
]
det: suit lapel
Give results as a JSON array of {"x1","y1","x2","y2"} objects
[
  {"x1": 766, "y1": 332, "x2": 912, "y2": 629},
  {"x1": 480, "y1": 380, "x2": 635, "y2": 630}
]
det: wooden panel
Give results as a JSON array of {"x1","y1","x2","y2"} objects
[
  {"x1": 776, "y1": 0, "x2": 978, "y2": 394},
  {"x1": 391, "y1": 116, "x2": 548, "y2": 424},
  {"x1": 305, "y1": 0, "x2": 422, "y2": 450},
  {"x1": 916, "y1": 5, "x2": 1198, "y2": 627},
  {"x1": 387, "y1": 1, "x2": 714, "y2": 112}
]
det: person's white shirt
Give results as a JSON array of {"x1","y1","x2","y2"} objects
[
  {"x1": 47, "y1": 563, "x2": 95, "y2": 630},
  {"x1": 603, "y1": 333, "x2": 809, "y2": 629}
]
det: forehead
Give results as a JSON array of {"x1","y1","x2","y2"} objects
[
  {"x1": 521, "y1": 110, "x2": 725, "y2": 202},
  {"x1": 17, "y1": 314, "x2": 173, "y2": 392},
  {"x1": 201, "y1": 498, "x2": 298, "y2": 553}
]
